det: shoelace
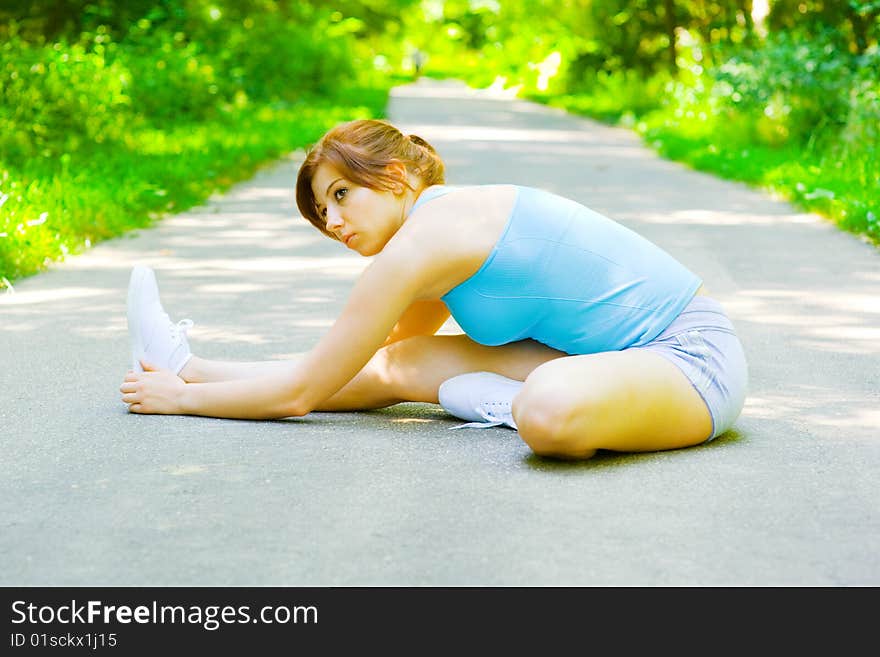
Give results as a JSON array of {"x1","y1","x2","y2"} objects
[
  {"x1": 450, "y1": 401, "x2": 516, "y2": 430},
  {"x1": 169, "y1": 318, "x2": 194, "y2": 342}
]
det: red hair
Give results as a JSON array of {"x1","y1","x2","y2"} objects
[{"x1": 295, "y1": 119, "x2": 445, "y2": 239}]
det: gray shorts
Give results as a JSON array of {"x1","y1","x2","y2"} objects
[{"x1": 636, "y1": 295, "x2": 748, "y2": 441}]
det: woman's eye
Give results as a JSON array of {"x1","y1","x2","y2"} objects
[{"x1": 334, "y1": 188, "x2": 348, "y2": 201}]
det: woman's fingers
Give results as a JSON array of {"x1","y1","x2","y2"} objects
[
  {"x1": 120, "y1": 379, "x2": 141, "y2": 407},
  {"x1": 119, "y1": 369, "x2": 181, "y2": 415},
  {"x1": 119, "y1": 385, "x2": 139, "y2": 404}
]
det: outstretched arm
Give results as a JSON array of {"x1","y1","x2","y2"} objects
[{"x1": 121, "y1": 250, "x2": 423, "y2": 419}]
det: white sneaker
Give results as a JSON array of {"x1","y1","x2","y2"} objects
[
  {"x1": 438, "y1": 372, "x2": 522, "y2": 430},
  {"x1": 127, "y1": 265, "x2": 193, "y2": 374}
]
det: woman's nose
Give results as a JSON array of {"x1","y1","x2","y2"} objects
[{"x1": 325, "y1": 205, "x2": 343, "y2": 231}]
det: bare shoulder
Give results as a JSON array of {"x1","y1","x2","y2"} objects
[{"x1": 382, "y1": 184, "x2": 518, "y2": 299}]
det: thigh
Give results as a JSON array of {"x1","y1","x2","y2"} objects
[{"x1": 514, "y1": 349, "x2": 713, "y2": 457}]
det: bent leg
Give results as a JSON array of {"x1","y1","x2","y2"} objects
[{"x1": 513, "y1": 350, "x2": 712, "y2": 459}]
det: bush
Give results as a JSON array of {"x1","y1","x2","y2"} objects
[
  {"x1": 117, "y1": 24, "x2": 223, "y2": 123},
  {"x1": 0, "y1": 28, "x2": 133, "y2": 160},
  {"x1": 710, "y1": 31, "x2": 857, "y2": 146},
  {"x1": 228, "y1": 18, "x2": 356, "y2": 103},
  {"x1": 0, "y1": 7, "x2": 389, "y2": 284},
  {"x1": 839, "y1": 46, "x2": 880, "y2": 150}
]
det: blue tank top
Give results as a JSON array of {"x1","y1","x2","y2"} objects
[{"x1": 411, "y1": 185, "x2": 702, "y2": 354}]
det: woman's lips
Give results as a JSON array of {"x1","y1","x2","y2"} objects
[{"x1": 344, "y1": 234, "x2": 356, "y2": 246}]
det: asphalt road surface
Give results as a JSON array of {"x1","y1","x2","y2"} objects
[{"x1": 2, "y1": 79, "x2": 878, "y2": 586}]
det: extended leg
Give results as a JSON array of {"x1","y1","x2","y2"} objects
[
  {"x1": 180, "y1": 357, "x2": 293, "y2": 383},
  {"x1": 180, "y1": 334, "x2": 566, "y2": 412}
]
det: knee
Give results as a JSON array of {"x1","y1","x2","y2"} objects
[
  {"x1": 377, "y1": 336, "x2": 430, "y2": 389},
  {"x1": 367, "y1": 340, "x2": 402, "y2": 389},
  {"x1": 513, "y1": 376, "x2": 598, "y2": 460},
  {"x1": 382, "y1": 335, "x2": 430, "y2": 367}
]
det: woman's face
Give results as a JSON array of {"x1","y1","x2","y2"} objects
[{"x1": 310, "y1": 163, "x2": 408, "y2": 257}]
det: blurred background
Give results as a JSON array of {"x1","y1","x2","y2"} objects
[{"x1": 1, "y1": 0, "x2": 877, "y2": 285}]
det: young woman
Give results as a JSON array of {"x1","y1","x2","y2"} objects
[{"x1": 120, "y1": 119, "x2": 748, "y2": 460}]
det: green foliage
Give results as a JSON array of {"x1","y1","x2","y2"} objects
[
  {"x1": 768, "y1": 0, "x2": 880, "y2": 53},
  {"x1": 0, "y1": 2, "x2": 396, "y2": 283},
  {"x1": 3, "y1": 0, "x2": 879, "y2": 284},
  {"x1": 0, "y1": 92, "x2": 389, "y2": 283},
  {"x1": 116, "y1": 24, "x2": 221, "y2": 123},
  {"x1": 839, "y1": 46, "x2": 880, "y2": 150},
  {"x1": 401, "y1": 1, "x2": 878, "y2": 247},
  {"x1": 711, "y1": 31, "x2": 857, "y2": 145},
  {"x1": 0, "y1": 28, "x2": 132, "y2": 160},
  {"x1": 530, "y1": 70, "x2": 670, "y2": 124}
]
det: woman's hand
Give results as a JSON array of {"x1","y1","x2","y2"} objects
[{"x1": 119, "y1": 361, "x2": 188, "y2": 415}]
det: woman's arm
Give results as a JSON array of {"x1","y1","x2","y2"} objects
[
  {"x1": 125, "y1": 246, "x2": 429, "y2": 419},
  {"x1": 122, "y1": 189, "x2": 483, "y2": 419}
]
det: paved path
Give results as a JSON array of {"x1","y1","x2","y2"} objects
[{"x1": 2, "y1": 79, "x2": 878, "y2": 586}]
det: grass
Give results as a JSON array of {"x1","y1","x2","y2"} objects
[
  {"x1": 528, "y1": 89, "x2": 879, "y2": 248},
  {"x1": 640, "y1": 127, "x2": 878, "y2": 236},
  {"x1": 0, "y1": 85, "x2": 391, "y2": 286}
]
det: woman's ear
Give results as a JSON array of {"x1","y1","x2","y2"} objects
[{"x1": 386, "y1": 161, "x2": 408, "y2": 195}]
